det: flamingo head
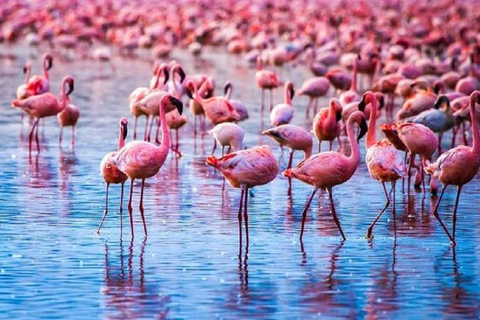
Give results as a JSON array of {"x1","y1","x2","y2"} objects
[
  {"x1": 120, "y1": 117, "x2": 128, "y2": 140},
  {"x1": 375, "y1": 92, "x2": 385, "y2": 110},
  {"x1": 357, "y1": 116, "x2": 368, "y2": 142},
  {"x1": 63, "y1": 76, "x2": 74, "y2": 96},
  {"x1": 434, "y1": 95, "x2": 450, "y2": 110},
  {"x1": 223, "y1": 81, "x2": 232, "y2": 96},
  {"x1": 12, "y1": 99, "x2": 21, "y2": 107},
  {"x1": 44, "y1": 53, "x2": 53, "y2": 70},
  {"x1": 166, "y1": 95, "x2": 183, "y2": 115},
  {"x1": 205, "y1": 155, "x2": 219, "y2": 168},
  {"x1": 358, "y1": 91, "x2": 375, "y2": 113},
  {"x1": 184, "y1": 80, "x2": 196, "y2": 99}
]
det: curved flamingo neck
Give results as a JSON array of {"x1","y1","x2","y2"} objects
[
  {"x1": 328, "y1": 99, "x2": 338, "y2": 119},
  {"x1": 366, "y1": 94, "x2": 378, "y2": 149},
  {"x1": 224, "y1": 84, "x2": 232, "y2": 100},
  {"x1": 191, "y1": 82, "x2": 205, "y2": 105},
  {"x1": 470, "y1": 93, "x2": 480, "y2": 154},
  {"x1": 351, "y1": 58, "x2": 357, "y2": 92},
  {"x1": 284, "y1": 84, "x2": 292, "y2": 105},
  {"x1": 158, "y1": 101, "x2": 170, "y2": 152},
  {"x1": 24, "y1": 65, "x2": 31, "y2": 84},
  {"x1": 346, "y1": 115, "x2": 360, "y2": 164},
  {"x1": 118, "y1": 126, "x2": 125, "y2": 150},
  {"x1": 43, "y1": 58, "x2": 49, "y2": 79}
]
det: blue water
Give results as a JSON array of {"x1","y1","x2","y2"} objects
[{"x1": 1, "y1": 45, "x2": 479, "y2": 319}]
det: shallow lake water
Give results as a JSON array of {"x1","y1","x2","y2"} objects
[{"x1": 1, "y1": 46, "x2": 480, "y2": 319}]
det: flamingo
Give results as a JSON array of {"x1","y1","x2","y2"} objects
[
  {"x1": 283, "y1": 111, "x2": 368, "y2": 241},
  {"x1": 166, "y1": 109, "x2": 187, "y2": 156},
  {"x1": 425, "y1": 91, "x2": 480, "y2": 246},
  {"x1": 255, "y1": 56, "x2": 279, "y2": 111},
  {"x1": 57, "y1": 86, "x2": 80, "y2": 146},
  {"x1": 270, "y1": 81, "x2": 295, "y2": 127},
  {"x1": 206, "y1": 145, "x2": 279, "y2": 247},
  {"x1": 16, "y1": 61, "x2": 32, "y2": 100},
  {"x1": 97, "y1": 118, "x2": 129, "y2": 233},
  {"x1": 359, "y1": 91, "x2": 406, "y2": 239},
  {"x1": 12, "y1": 75, "x2": 74, "y2": 152},
  {"x1": 113, "y1": 94, "x2": 183, "y2": 238},
  {"x1": 396, "y1": 81, "x2": 436, "y2": 121},
  {"x1": 224, "y1": 82, "x2": 249, "y2": 121},
  {"x1": 338, "y1": 56, "x2": 360, "y2": 106},
  {"x1": 297, "y1": 77, "x2": 330, "y2": 117},
  {"x1": 312, "y1": 98, "x2": 342, "y2": 152},
  {"x1": 262, "y1": 124, "x2": 313, "y2": 169},
  {"x1": 26, "y1": 53, "x2": 53, "y2": 96},
  {"x1": 396, "y1": 123, "x2": 438, "y2": 196},
  {"x1": 209, "y1": 122, "x2": 245, "y2": 156},
  {"x1": 185, "y1": 79, "x2": 240, "y2": 127}
]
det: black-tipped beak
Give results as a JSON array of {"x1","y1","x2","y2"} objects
[
  {"x1": 336, "y1": 109, "x2": 342, "y2": 122},
  {"x1": 186, "y1": 87, "x2": 194, "y2": 100},
  {"x1": 224, "y1": 82, "x2": 232, "y2": 96},
  {"x1": 434, "y1": 95, "x2": 449, "y2": 110},
  {"x1": 357, "y1": 117, "x2": 368, "y2": 141},
  {"x1": 163, "y1": 67, "x2": 169, "y2": 84},
  {"x1": 358, "y1": 98, "x2": 366, "y2": 112},
  {"x1": 169, "y1": 96, "x2": 183, "y2": 114},
  {"x1": 23, "y1": 66, "x2": 28, "y2": 74},
  {"x1": 122, "y1": 122, "x2": 128, "y2": 140},
  {"x1": 47, "y1": 56, "x2": 53, "y2": 70},
  {"x1": 377, "y1": 95, "x2": 385, "y2": 110},
  {"x1": 289, "y1": 87, "x2": 295, "y2": 100},
  {"x1": 67, "y1": 79, "x2": 74, "y2": 96},
  {"x1": 178, "y1": 67, "x2": 186, "y2": 83}
]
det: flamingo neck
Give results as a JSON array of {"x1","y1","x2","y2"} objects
[
  {"x1": 284, "y1": 85, "x2": 292, "y2": 105},
  {"x1": 346, "y1": 116, "x2": 360, "y2": 164},
  {"x1": 471, "y1": 95, "x2": 480, "y2": 154},
  {"x1": 366, "y1": 96, "x2": 378, "y2": 149},
  {"x1": 351, "y1": 59, "x2": 357, "y2": 92},
  {"x1": 158, "y1": 102, "x2": 170, "y2": 152},
  {"x1": 328, "y1": 100, "x2": 337, "y2": 122},
  {"x1": 224, "y1": 85, "x2": 232, "y2": 100},
  {"x1": 43, "y1": 60, "x2": 49, "y2": 80},
  {"x1": 118, "y1": 126, "x2": 125, "y2": 150},
  {"x1": 24, "y1": 67, "x2": 31, "y2": 85}
]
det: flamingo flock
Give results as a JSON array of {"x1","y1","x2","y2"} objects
[{"x1": 4, "y1": 0, "x2": 480, "y2": 249}]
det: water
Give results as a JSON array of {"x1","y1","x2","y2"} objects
[{"x1": 1, "y1": 46, "x2": 480, "y2": 319}]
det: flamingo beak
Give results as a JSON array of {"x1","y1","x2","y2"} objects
[
  {"x1": 47, "y1": 55, "x2": 53, "y2": 70},
  {"x1": 357, "y1": 117, "x2": 368, "y2": 141},
  {"x1": 358, "y1": 98, "x2": 366, "y2": 112},
  {"x1": 67, "y1": 78, "x2": 74, "y2": 96},
  {"x1": 289, "y1": 87, "x2": 295, "y2": 100},
  {"x1": 122, "y1": 122, "x2": 128, "y2": 140},
  {"x1": 178, "y1": 67, "x2": 186, "y2": 83},
  {"x1": 169, "y1": 96, "x2": 183, "y2": 115},
  {"x1": 163, "y1": 67, "x2": 169, "y2": 84}
]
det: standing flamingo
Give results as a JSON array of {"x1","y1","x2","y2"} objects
[
  {"x1": 262, "y1": 124, "x2": 313, "y2": 169},
  {"x1": 209, "y1": 122, "x2": 245, "y2": 156},
  {"x1": 26, "y1": 53, "x2": 53, "y2": 96},
  {"x1": 57, "y1": 86, "x2": 80, "y2": 146},
  {"x1": 12, "y1": 75, "x2": 74, "y2": 152},
  {"x1": 16, "y1": 61, "x2": 32, "y2": 100},
  {"x1": 206, "y1": 145, "x2": 279, "y2": 247},
  {"x1": 270, "y1": 81, "x2": 295, "y2": 127},
  {"x1": 97, "y1": 118, "x2": 129, "y2": 233},
  {"x1": 359, "y1": 91, "x2": 406, "y2": 239},
  {"x1": 255, "y1": 56, "x2": 279, "y2": 111},
  {"x1": 312, "y1": 98, "x2": 342, "y2": 152},
  {"x1": 425, "y1": 90, "x2": 480, "y2": 246},
  {"x1": 297, "y1": 77, "x2": 330, "y2": 117},
  {"x1": 283, "y1": 111, "x2": 368, "y2": 241},
  {"x1": 113, "y1": 94, "x2": 183, "y2": 238}
]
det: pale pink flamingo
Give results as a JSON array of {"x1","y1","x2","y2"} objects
[
  {"x1": 97, "y1": 118, "x2": 129, "y2": 233},
  {"x1": 455, "y1": 55, "x2": 479, "y2": 96},
  {"x1": 283, "y1": 111, "x2": 368, "y2": 241},
  {"x1": 224, "y1": 82, "x2": 249, "y2": 121},
  {"x1": 166, "y1": 109, "x2": 187, "y2": 156},
  {"x1": 209, "y1": 122, "x2": 245, "y2": 156},
  {"x1": 312, "y1": 98, "x2": 342, "y2": 152},
  {"x1": 114, "y1": 94, "x2": 183, "y2": 238},
  {"x1": 57, "y1": 86, "x2": 80, "y2": 146},
  {"x1": 255, "y1": 56, "x2": 279, "y2": 111},
  {"x1": 12, "y1": 75, "x2": 74, "y2": 153},
  {"x1": 262, "y1": 124, "x2": 313, "y2": 169},
  {"x1": 325, "y1": 68, "x2": 351, "y2": 95},
  {"x1": 206, "y1": 145, "x2": 279, "y2": 247},
  {"x1": 129, "y1": 63, "x2": 169, "y2": 140},
  {"x1": 270, "y1": 81, "x2": 295, "y2": 127},
  {"x1": 396, "y1": 82, "x2": 436, "y2": 121},
  {"x1": 396, "y1": 122, "x2": 438, "y2": 196},
  {"x1": 338, "y1": 56, "x2": 360, "y2": 106},
  {"x1": 26, "y1": 53, "x2": 53, "y2": 96},
  {"x1": 188, "y1": 76, "x2": 214, "y2": 136},
  {"x1": 297, "y1": 77, "x2": 330, "y2": 118},
  {"x1": 185, "y1": 79, "x2": 240, "y2": 127},
  {"x1": 425, "y1": 90, "x2": 480, "y2": 246},
  {"x1": 360, "y1": 91, "x2": 406, "y2": 239}
]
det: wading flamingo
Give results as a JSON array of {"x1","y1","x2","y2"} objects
[
  {"x1": 114, "y1": 94, "x2": 183, "y2": 238},
  {"x1": 283, "y1": 111, "x2": 367, "y2": 241},
  {"x1": 209, "y1": 122, "x2": 245, "y2": 156},
  {"x1": 97, "y1": 118, "x2": 129, "y2": 233},
  {"x1": 425, "y1": 90, "x2": 480, "y2": 246},
  {"x1": 313, "y1": 98, "x2": 342, "y2": 152},
  {"x1": 270, "y1": 81, "x2": 295, "y2": 127},
  {"x1": 16, "y1": 61, "x2": 32, "y2": 100},
  {"x1": 206, "y1": 145, "x2": 278, "y2": 247},
  {"x1": 255, "y1": 56, "x2": 279, "y2": 111},
  {"x1": 57, "y1": 86, "x2": 80, "y2": 146},
  {"x1": 297, "y1": 77, "x2": 330, "y2": 117},
  {"x1": 12, "y1": 75, "x2": 74, "y2": 152},
  {"x1": 26, "y1": 53, "x2": 53, "y2": 96},
  {"x1": 359, "y1": 91, "x2": 406, "y2": 239}
]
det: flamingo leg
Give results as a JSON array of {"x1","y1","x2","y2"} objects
[
  {"x1": 313, "y1": 98, "x2": 319, "y2": 115},
  {"x1": 29, "y1": 119, "x2": 39, "y2": 152},
  {"x1": 306, "y1": 97, "x2": 312, "y2": 118},
  {"x1": 59, "y1": 126, "x2": 63, "y2": 144},
  {"x1": 438, "y1": 132, "x2": 443, "y2": 155},
  {"x1": 287, "y1": 149, "x2": 294, "y2": 169},
  {"x1": 432, "y1": 185, "x2": 454, "y2": 243},
  {"x1": 238, "y1": 187, "x2": 245, "y2": 248},
  {"x1": 175, "y1": 129, "x2": 179, "y2": 151},
  {"x1": 366, "y1": 182, "x2": 390, "y2": 239},
  {"x1": 120, "y1": 182, "x2": 125, "y2": 231},
  {"x1": 300, "y1": 187, "x2": 318, "y2": 242},
  {"x1": 35, "y1": 119, "x2": 40, "y2": 152},
  {"x1": 407, "y1": 153, "x2": 414, "y2": 196},
  {"x1": 143, "y1": 116, "x2": 150, "y2": 141},
  {"x1": 227, "y1": 146, "x2": 232, "y2": 154},
  {"x1": 391, "y1": 181, "x2": 397, "y2": 238},
  {"x1": 133, "y1": 116, "x2": 138, "y2": 140},
  {"x1": 155, "y1": 117, "x2": 161, "y2": 144},
  {"x1": 128, "y1": 178, "x2": 135, "y2": 238},
  {"x1": 451, "y1": 186, "x2": 463, "y2": 246},
  {"x1": 71, "y1": 126, "x2": 75, "y2": 146},
  {"x1": 269, "y1": 89, "x2": 274, "y2": 112},
  {"x1": 244, "y1": 186, "x2": 249, "y2": 247},
  {"x1": 97, "y1": 182, "x2": 110, "y2": 233},
  {"x1": 327, "y1": 187, "x2": 346, "y2": 241},
  {"x1": 261, "y1": 89, "x2": 265, "y2": 112},
  {"x1": 139, "y1": 178, "x2": 148, "y2": 236},
  {"x1": 211, "y1": 139, "x2": 217, "y2": 155}
]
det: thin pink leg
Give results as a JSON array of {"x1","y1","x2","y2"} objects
[
  {"x1": 287, "y1": 150, "x2": 294, "y2": 169},
  {"x1": 133, "y1": 116, "x2": 138, "y2": 140},
  {"x1": 244, "y1": 186, "x2": 249, "y2": 247},
  {"x1": 432, "y1": 185, "x2": 454, "y2": 243},
  {"x1": 366, "y1": 182, "x2": 390, "y2": 239},
  {"x1": 139, "y1": 179, "x2": 148, "y2": 236},
  {"x1": 71, "y1": 126, "x2": 75, "y2": 146},
  {"x1": 59, "y1": 126, "x2": 63, "y2": 144},
  {"x1": 300, "y1": 188, "x2": 318, "y2": 241},
  {"x1": 238, "y1": 187, "x2": 245, "y2": 248},
  {"x1": 451, "y1": 186, "x2": 462, "y2": 246},
  {"x1": 327, "y1": 187, "x2": 346, "y2": 240},
  {"x1": 97, "y1": 183, "x2": 110, "y2": 233},
  {"x1": 128, "y1": 178, "x2": 135, "y2": 238},
  {"x1": 120, "y1": 182, "x2": 125, "y2": 230}
]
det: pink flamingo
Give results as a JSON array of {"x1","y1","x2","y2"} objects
[
  {"x1": 312, "y1": 98, "x2": 342, "y2": 152},
  {"x1": 255, "y1": 56, "x2": 279, "y2": 111},
  {"x1": 114, "y1": 94, "x2": 183, "y2": 238},
  {"x1": 12, "y1": 75, "x2": 74, "y2": 152},
  {"x1": 26, "y1": 53, "x2": 53, "y2": 96},
  {"x1": 16, "y1": 61, "x2": 32, "y2": 100},
  {"x1": 209, "y1": 122, "x2": 245, "y2": 156},
  {"x1": 224, "y1": 82, "x2": 249, "y2": 121},
  {"x1": 97, "y1": 118, "x2": 129, "y2": 233},
  {"x1": 283, "y1": 111, "x2": 368, "y2": 241},
  {"x1": 359, "y1": 91, "x2": 406, "y2": 239},
  {"x1": 425, "y1": 90, "x2": 480, "y2": 246},
  {"x1": 185, "y1": 80, "x2": 240, "y2": 126},
  {"x1": 57, "y1": 85, "x2": 80, "y2": 146},
  {"x1": 206, "y1": 145, "x2": 279, "y2": 247},
  {"x1": 338, "y1": 56, "x2": 360, "y2": 106},
  {"x1": 270, "y1": 81, "x2": 295, "y2": 127},
  {"x1": 297, "y1": 77, "x2": 330, "y2": 117},
  {"x1": 262, "y1": 124, "x2": 313, "y2": 169}
]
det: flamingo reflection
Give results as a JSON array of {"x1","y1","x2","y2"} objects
[{"x1": 102, "y1": 238, "x2": 169, "y2": 319}]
